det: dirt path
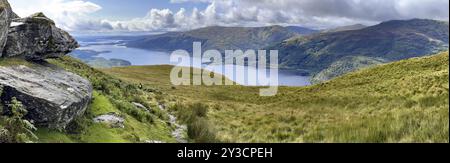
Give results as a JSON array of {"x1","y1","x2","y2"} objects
[{"x1": 159, "y1": 104, "x2": 187, "y2": 143}]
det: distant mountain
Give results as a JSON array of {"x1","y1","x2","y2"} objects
[
  {"x1": 285, "y1": 26, "x2": 319, "y2": 35},
  {"x1": 70, "y1": 49, "x2": 131, "y2": 68},
  {"x1": 125, "y1": 25, "x2": 299, "y2": 52},
  {"x1": 322, "y1": 24, "x2": 368, "y2": 33},
  {"x1": 271, "y1": 19, "x2": 449, "y2": 82}
]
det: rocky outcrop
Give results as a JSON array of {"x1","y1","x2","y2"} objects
[
  {"x1": 0, "y1": 0, "x2": 13, "y2": 57},
  {"x1": 93, "y1": 113, "x2": 125, "y2": 128},
  {"x1": 0, "y1": 63, "x2": 93, "y2": 129},
  {"x1": 144, "y1": 140, "x2": 166, "y2": 143},
  {"x1": 132, "y1": 102, "x2": 151, "y2": 112},
  {"x1": 0, "y1": 0, "x2": 91, "y2": 130},
  {"x1": 11, "y1": 11, "x2": 18, "y2": 19},
  {"x1": 3, "y1": 12, "x2": 79, "y2": 60}
]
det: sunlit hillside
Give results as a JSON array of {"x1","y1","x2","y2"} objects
[{"x1": 102, "y1": 51, "x2": 449, "y2": 143}]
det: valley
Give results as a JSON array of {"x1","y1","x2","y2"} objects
[
  {"x1": 105, "y1": 19, "x2": 449, "y2": 84},
  {"x1": 34, "y1": 20, "x2": 450, "y2": 143},
  {"x1": 1, "y1": 0, "x2": 448, "y2": 144},
  {"x1": 73, "y1": 36, "x2": 312, "y2": 86},
  {"x1": 102, "y1": 51, "x2": 449, "y2": 142}
]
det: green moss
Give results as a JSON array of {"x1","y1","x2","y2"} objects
[
  {"x1": 36, "y1": 91, "x2": 176, "y2": 143},
  {"x1": 0, "y1": 58, "x2": 33, "y2": 67},
  {"x1": 35, "y1": 128, "x2": 75, "y2": 143},
  {"x1": 78, "y1": 123, "x2": 130, "y2": 143},
  {"x1": 89, "y1": 91, "x2": 117, "y2": 116},
  {"x1": 37, "y1": 100, "x2": 176, "y2": 143},
  {"x1": 33, "y1": 56, "x2": 178, "y2": 143},
  {"x1": 30, "y1": 12, "x2": 47, "y2": 18}
]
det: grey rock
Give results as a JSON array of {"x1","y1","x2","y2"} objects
[
  {"x1": 132, "y1": 102, "x2": 149, "y2": 111},
  {"x1": 11, "y1": 11, "x2": 18, "y2": 19},
  {"x1": 144, "y1": 140, "x2": 166, "y2": 143},
  {"x1": 168, "y1": 113, "x2": 187, "y2": 143},
  {"x1": 0, "y1": 0, "x2": 13, "y2": 57},
  {"x1": 157, "y1": 103, "x2": 187, "y2": 142},
  {"x1": 3, "y1": 12, "x2": 79, "y2": 60},
  {"x1": 158, "y1": 104, "x2": 165, "y2": 110},
  {"x1": 93, "y1": 112, "x2": 125, "y2": 128},
  {"x1": 0, "y1": 63, "x2": 93, "y2": 129}
]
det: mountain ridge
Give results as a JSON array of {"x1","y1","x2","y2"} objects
[
  {"x1": 285, "y1": 26, "x2": 319, "y2": 35},
  {"x1": 321, "y1": 24, "x2": 367, "y2": 33},
  {"x1": 125, "y1": 25, "x2": 300, "y2": 52},
  {"x1": 271, "y1": 18, "x2": 449, "y2": 81}
]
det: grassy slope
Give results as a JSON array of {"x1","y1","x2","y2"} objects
[
  {"x1": 1, "y1": 56, "x2": 176, "y2": 143},
  {"x1": 102, "y1": 52, "x2": 449, "y2": 143},
  {"x1": 311, "y1": 56, "x2": 386, "y2": 83},
  {"x1": 35, "y1": 91, "x2": 174, "y2": 143}
]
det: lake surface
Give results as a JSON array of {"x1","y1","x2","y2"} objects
[{"x1": 76, "y1": 36, "x2": 311, "y2": 86}]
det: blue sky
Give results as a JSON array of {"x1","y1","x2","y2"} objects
[
  {"x1": 86, "y1": 0, "x2": 208, "y2": 20},
  {"x1": 8, "y1": 0, "x2": 449, "y2": 33}
]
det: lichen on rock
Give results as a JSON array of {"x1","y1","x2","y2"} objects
[
  {"x1": 0, "y1": 63, "x2": 93, "y2": 129},
  {"x1": 0, "y1": 0, "x2": 92, "y2": 129},
  {"x1": 0, "y1": 0, "x2": 13, "y2": 57},
  {"x1": 2, "y1": 12, "x2": 79, "y2": 60}
]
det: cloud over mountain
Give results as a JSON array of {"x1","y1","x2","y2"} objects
[{"x1": 9, "y1": 0, "x2": 450, "y2": 33}]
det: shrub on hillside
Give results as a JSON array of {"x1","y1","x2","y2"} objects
[
  {"x1": 170, "y1": 103, "x2": 217, "y2": 143},
  {"x1": 0, "y1": 98, "x2": 37, "y2": 143},
  {"x1": 111, "y1": 99, "x2": 154, "y2": 123}
]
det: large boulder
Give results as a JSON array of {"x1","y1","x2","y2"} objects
[
  {"x1": 11, "y1": 11, "x2": 19, "y2": 19},
  {"x1": 0, "y1": 0, "x2": 13, "y2": 57},
  {"x1": 3, "y1": 12, "x2": 79, "y2": 60},
  {"x1": 0, "y1": 63, "x2": 93, "y2": 129}
]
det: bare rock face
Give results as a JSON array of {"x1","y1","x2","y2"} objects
[
  {"x1": 11, "y1": 11, "x2": 18, "y2": 19},
  {"x1": 0, "y1": 1, "x2": 91, "y2": 129},
  {"x1": 3, "y1": 12, "x2": 79, "y2": 60},
  {"x1": 0, "y1": 0, "x2": 13, "y2": 57},
  {"x1": 0, "y1": 64, "x2": 93, "y2": 129},
  {"x1": 93, "y1": 113, "x2": 125, "y2": 128}
]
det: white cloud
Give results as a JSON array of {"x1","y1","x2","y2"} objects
[
  {"x1": 8, "y1": 0, "x2": 450, "y2": 33},
  {"x1": 110, "y1": 9, "x2": 177, "y2": 31},
  {"x1": 9, "y1": 0, "x2": 102, "y2": 31},
  {"x1": 170, "y1": 0, "x2": 213, "y2": 3}
]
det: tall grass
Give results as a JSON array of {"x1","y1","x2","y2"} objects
[
  {"x1": 103, "y1": 51, "x2": 449, "y2": 143},
  {"x1": 170, "y1": 103, "x2": 217, "y2": 143}
]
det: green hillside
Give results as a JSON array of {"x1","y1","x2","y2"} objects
[
  {"x1": 103, "y1": 51, "x2": 449, "y2": 143},
  {"x1": 0, "y1": 56, "x2": 178, "y2": 143},
  {"x1": 272, "y1": 19, "x2": 449, "y2": 82},
  {"x1": 126, "y1": 25, "x2": 299, "y2": 52},
  {"x1": 311, "y1": 56, "x2": 386, "y2": 83},
  {"x1": 321, "y1": 24, "x2": 367, "y2": 33}
]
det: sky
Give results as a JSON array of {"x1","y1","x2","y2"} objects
[{"x1": 8, "y1": 0, "x2": 450, "y2": 33}]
